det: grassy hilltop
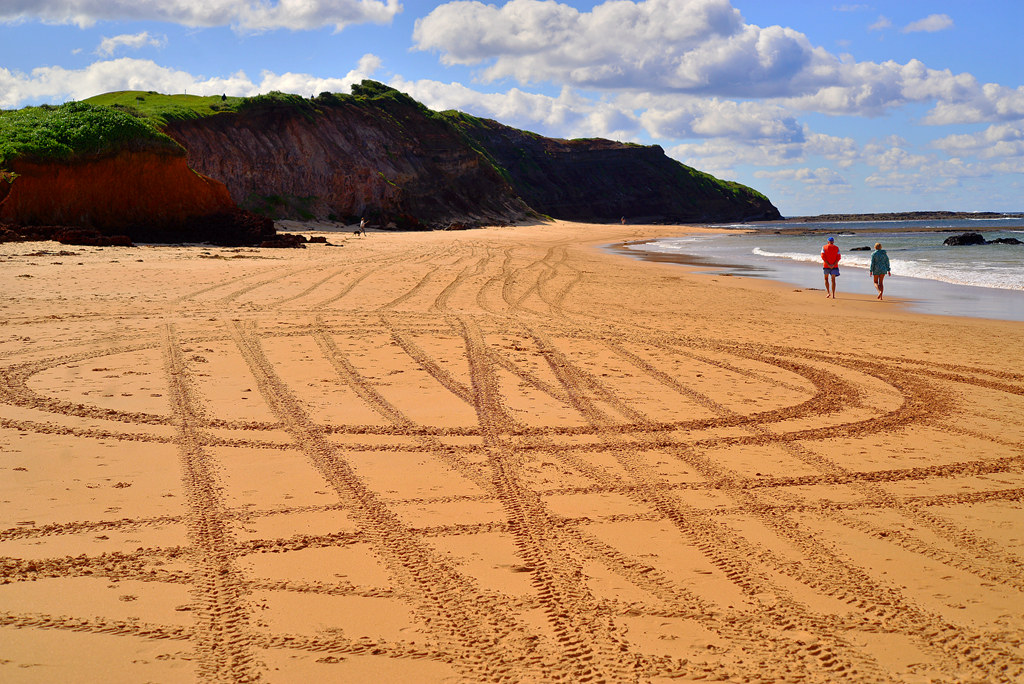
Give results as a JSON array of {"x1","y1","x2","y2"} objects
[{"x1": 0, "y1": 101, "x2": 181, "y2": 167}]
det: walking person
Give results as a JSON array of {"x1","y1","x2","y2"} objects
[
  {"x1": 821, "y1": 236, "x2": 841, "y2": 298},
  {"x1": 869, "y1": 242, "x2": 891, "y2": 300}
]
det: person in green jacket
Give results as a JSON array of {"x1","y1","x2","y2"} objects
[{"x1": 869, "y1": 242, "x2": 891, "y2": 300}]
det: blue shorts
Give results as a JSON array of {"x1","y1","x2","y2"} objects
[{"x1": 823, "y1": 267, "x2": 840, "y2": 276}]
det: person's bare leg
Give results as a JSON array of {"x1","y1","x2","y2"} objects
[
  {"x1": 876, "y1": 274, "x2": 884, "y2": 300},
  {"x1": 830, "y1": 274, "x2": 837, "y2": 298},
  {"x1": 824, "y1": 272, "x2": 832, "y2": 298}
]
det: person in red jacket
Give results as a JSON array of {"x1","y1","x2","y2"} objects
[{"x1": 821, "y1": 236, "x2": 841, "y2": 298}]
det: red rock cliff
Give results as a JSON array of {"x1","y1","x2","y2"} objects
[{"x1": 0, "y1": 150, "x2": 234, "y2": 230}]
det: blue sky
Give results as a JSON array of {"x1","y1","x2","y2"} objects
[{"x1": 3, "y1": 0, "x2": 1024, "y2": 216}]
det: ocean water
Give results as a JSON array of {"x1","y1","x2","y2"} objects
[{"x1": 622, "y1": 218, "x2": 1024, "y2": 321}]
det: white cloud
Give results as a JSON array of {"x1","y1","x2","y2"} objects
[
  {"x1": 413, "y1": 0, "x2": 838, "y2": 98},
  {"x1": 933, "y1": 122, "x2": 1024, "y2": 158},
  {"x1": 780, "y1": 58, "x2": 1021, "y2": 122},
  {"x1": 902, "y1": 14, "x2": 953, "y2": 34},
  {"x1": 868, "y1": 15, "x2": 892, "y2": 31},
  {"x1": 864, "y1": 171, "x2": 957, "y2": 192},
  {"x1": 0, "y1": 54, "x2": 382, "y2": 108},
  {"x1": 754, "y1": 167, "x2": 849, "y2": 187},
  {"x1": 412, "y1": 0, "x2": 1018, "y2": 127},
  {"x1": 666, "y1": 128, "x2": 861, "y2": 178},
  {"x1": 921, "y1": 82, "x2": 1024, "y2": 125},
  {"x1": 96, "y1": 31, "x2": 166, "y2": 56},
  {"x1": 0, "y1": 0, "x2": 401, "y2": 31},
  {"x1": 629, "y1": 94, "x2": 804, "y2": 142}
]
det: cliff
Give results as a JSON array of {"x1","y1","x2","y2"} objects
[
  {"x1": 0, "y1": 151, "x2": 273, "y2": 245},
  {"x1": 446, "y1": 115, "x2": 781, "y2": 223},
  {"x1": 0, "y1": 102, "x2": 274, "y2": 245},
  {"x1": 2, "y1": 84, "x2": 782, "y2": 244},
  {"x1": 164, "y1": 89, "x2": 533, "y2": 229},
  {"x1": 163, "y1": 87, "x2": 779, "y2": 226}
]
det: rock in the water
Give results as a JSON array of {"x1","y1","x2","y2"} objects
[
  {"x1": 989, "y1": 237, "x2": 1023, "y2": 245},
  {"x1": 849, "y1": 246, "x2": 871, "y2": 251},
  {"x1": 943, "y1": 232, "x2": 987, "y2": 246}
]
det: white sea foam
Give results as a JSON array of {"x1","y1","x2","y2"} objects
[{"x1": 750, "y1": 247, "x2": 1023, "y2": 290}]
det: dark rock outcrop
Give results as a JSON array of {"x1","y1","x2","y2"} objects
[
  {"x1": 943, "y1": 233, "x2": 986, "y2": 246},
  {"x1": 448, "y1": 117, "x2": 781, "y2": 223},
  {"x1": 942, "y1": 232, "x2": 1022, "y2": 246}
]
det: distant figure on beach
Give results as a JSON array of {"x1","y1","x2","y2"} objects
[
  {"x1": 357, "y1": 217, "x2": 366, "y2": 236},
  {"x1": 620, "y1": 216, "x2": 626, "y2": 225},
  {"x1": 821, "y1": 236, "x2": 841, "y2": 298},
  {"x1": 869, "y1": 242, "x2": 891, "y2": 300}
]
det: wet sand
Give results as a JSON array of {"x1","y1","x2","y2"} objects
[{"x1": 1, "y1": 220, "x2": 1023, "y2": 682}]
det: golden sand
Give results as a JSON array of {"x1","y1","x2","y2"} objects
[{"x1": 1, "y1": 221, "x2": 1022, "y2": 682}]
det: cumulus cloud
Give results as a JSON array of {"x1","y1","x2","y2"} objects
[
  {"x1": 411, "y1": 0, "x2": 1015, "y2": 126},
  {"x1": 780, "y1": 58, "x2": 1022, "y2": 122},
  {"x1": 96, "y1": 31, "x2": 166, "y2": 56},
  {"x1": 0, "y1": 54, "x2": 382, "y2": 108},
  {"x1": 933, "y1": 122, "x2": 1024, "y2": 158},
  {"x1": 902, "y1": 14, "x2": 953, "y2": 34},
  {"x1": 0, "y1": 0, "x2": 401, "y2": 31},
  {"x1": 414, "y1": 0, "x2": 838, "y2": 98},
  {"x1": 628, "y1": 94, "x2": 804, "y2": 142},
  {"x1": 666, "y1": 128, "x2": 860, "y2": 178},
  {"x1": 920, "y1": 82, "x2": 1024, "y2": 125}
]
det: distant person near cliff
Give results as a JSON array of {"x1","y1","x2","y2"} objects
[
  {"x1": 821, "y1": 236, "x2": 841, "y2": 299},
  {"x1": 870, "y1": 242, "x2": 891, "y2": 300}
]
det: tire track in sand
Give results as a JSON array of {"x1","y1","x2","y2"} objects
[
  {"x1": 455, "y1": 314, "x2": 672, "y2": 682},
  {"x1": 163, "y1": 323, "x2": 261, "y2": 683},
  {"x1": 227, "y1": 319, "x2": 567, "y2": 682},
  {"x1": 605, "y1": 338, "x2": 1024, "y2": 681}
]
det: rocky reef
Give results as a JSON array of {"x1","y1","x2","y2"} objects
[{"x1": 943, "y1": 232, "x2": 1023, "y2": 246}]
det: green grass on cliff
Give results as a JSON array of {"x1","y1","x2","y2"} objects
[
  {"x1": 84, "y1": 91, "x2": 245, "y2": 127},
  {"x1": 0, "y1": 101, "x2": 181, "y2": 167}
]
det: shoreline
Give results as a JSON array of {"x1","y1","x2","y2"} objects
[{"x1": 610, "y1": 232, "x2": 1024, "y2": 322}]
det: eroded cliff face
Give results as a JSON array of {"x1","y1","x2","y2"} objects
[
  {"x1": 457, "y1": 119, "x2": 782, "y2": 224},
  {"x1": 0, "y1": 150, "x2": 273, "y2": 244},
  {"x1": 0, "y1": 151, "x2": 231, "y2": 225},
  {"x1": 166, "y1": 99, "x2": 533, "y2": 228}
]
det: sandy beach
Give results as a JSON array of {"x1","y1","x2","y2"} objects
[{"x1": 1, "y1": 219, "x2": 1022, "y2": 683}]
